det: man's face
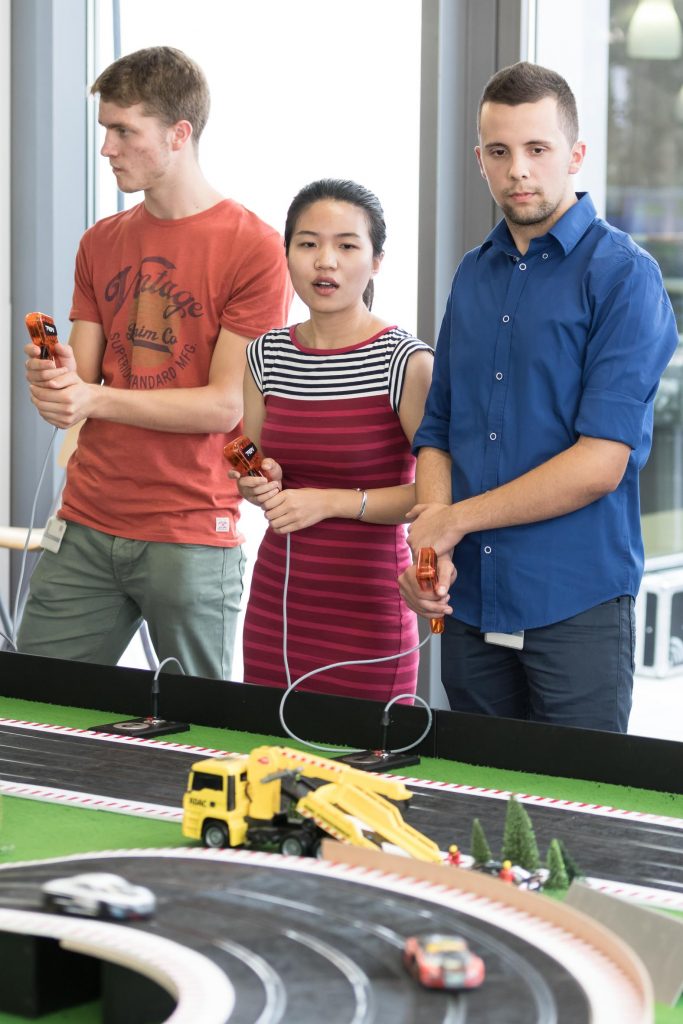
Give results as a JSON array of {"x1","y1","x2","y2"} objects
[
  {"x1": 475, "y1": 96, "x2": 585, "y2": 236},
  {"x1": 98, "y1": 100, "x2": 176, "y2": 194}
]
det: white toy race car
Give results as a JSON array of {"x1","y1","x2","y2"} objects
[{"x1": 41, "y1": 872, "x2": 156, "y2": 920}]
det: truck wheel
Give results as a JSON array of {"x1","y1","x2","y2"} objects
[
  {"x1": 279, "y1": 834, "x2": 305, "y2": 856},
  {"x1": 202, "y1": 821, "x2": 229, "y2": 848},
  {"x1": 310, "y1": 838, "x2": 324, "y2": 858}
]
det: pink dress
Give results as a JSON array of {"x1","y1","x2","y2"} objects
[{"x1": 242, "y1": 325, "x2": 431, "y2": 702}]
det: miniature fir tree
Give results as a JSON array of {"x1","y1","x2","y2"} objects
[
  {"x1": 470, "y1": 817, "x2": 492, "y2": 865},
  {"x1": 557, "y1": 838, "x2": 583, "y2": 883},
  {"x1": 501, "y1": 795, "x2": 540, "y2": 871},
  {"x1": 546, "y1": 838, "x2": 570, "y2": 891}
]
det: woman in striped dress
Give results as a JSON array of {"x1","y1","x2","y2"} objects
[{"x1": 232, "y1": 179, "x2": 433, "y2": 701}]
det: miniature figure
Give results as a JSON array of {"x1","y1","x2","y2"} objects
[
  {"x1": 498, "y1": 859, "x2": 515, "y2": 883},
  {"x1": 447, "y1": 843, "x2": 462, "y2": 866}
]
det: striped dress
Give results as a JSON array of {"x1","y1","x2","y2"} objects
[{"x1": 242, "y1": 325, "x2": 432, "y2": 702}]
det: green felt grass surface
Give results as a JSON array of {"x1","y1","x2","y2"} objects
[
  {"x1": 0, "y1": 695, "x2": 681, "y2": 1023},
  {"x1": 0, "y1": 1007, "x2": 99, "y2": 1024}
]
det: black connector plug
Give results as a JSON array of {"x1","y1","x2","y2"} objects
[{"x1": 335, "y1": 707, "x2": 420, "y2": 771}]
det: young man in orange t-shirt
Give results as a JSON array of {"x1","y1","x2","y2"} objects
[{"x1": 19, "y1": 47, "x2": 292, "y2": 680}]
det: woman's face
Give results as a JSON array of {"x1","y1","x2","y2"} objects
[{"x1": 287, "y1": 199, "x2": 382, "y2": 315}]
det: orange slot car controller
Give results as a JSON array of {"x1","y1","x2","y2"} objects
[
  {"x1": 25, "y1": 312, "x2": 59, "y2": 360},
  {"x1": 224, "y1": 435, "x2": 266, "y2": 478},
  {"x1": 416, "y1": 547, "x2": 445, "y2": 635}
]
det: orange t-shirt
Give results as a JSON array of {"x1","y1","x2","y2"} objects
[{"x1": 61, "y1": 200, "x2": 292, "y2": 545}]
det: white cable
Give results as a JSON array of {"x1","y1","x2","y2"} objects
[
  {"x1": 282, "y1": 528, "x2": 293, "y2": 689},
  {"x1": 154, "y1": 656, "x2": 186, "y2": 680},
  {"x1": 278, "y1": 533, "x2": 434, "y2": 756},
  {"x1": 380, "y1": 693, "x2": 433, "y2": 754},
  {"x1": 279, "y1": 667, "x2": 432, "y2": 755},
  {"x1": 10, "y1": 426, "x2": 60, "y2": 650},
  {"x1": 148, "y1": 657, "x2": 186, "y2": 721}
]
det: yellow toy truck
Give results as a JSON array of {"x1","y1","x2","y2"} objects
[{"x1": 182, "y1": 745, "x2": 442, "y2": 862}]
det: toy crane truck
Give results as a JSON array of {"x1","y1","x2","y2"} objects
[{"x1": 182, "y1": 745, "x2": 442, "y2": 862}]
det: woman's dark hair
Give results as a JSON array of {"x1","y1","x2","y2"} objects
[
  {"x1": 284, "y1": 179, "x2": 386, "y2": 310},
  {"x1": 478, "y1": 61, "x2": 579, "y2": 145}
]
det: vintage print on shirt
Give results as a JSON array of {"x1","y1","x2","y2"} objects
[{"x1": 106, "y1": 255, "x2": 202, "y2": 388}]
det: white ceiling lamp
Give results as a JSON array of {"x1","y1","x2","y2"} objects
[{"x1": 626, "y1": 0, "x2": 683, "y2": 58}]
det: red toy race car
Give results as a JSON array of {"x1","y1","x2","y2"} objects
[{"x1": 403, "y1": 933, "x2": 485, "y2": 990}]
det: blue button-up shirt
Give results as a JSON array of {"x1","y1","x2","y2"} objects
[{"x1": 413, "y1": 193, "x2": 680, "y2": 633}]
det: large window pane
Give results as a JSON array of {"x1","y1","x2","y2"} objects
[
  {"x1": 94, "y1": 0, "x2": 421, "y2": 333},
  {"x1": 607, "y1": 0, "x2": 683, "y2": 560}
]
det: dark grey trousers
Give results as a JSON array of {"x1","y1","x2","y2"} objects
[{"x1": 441, "y1": 596, "x2": 635, "y2": 733}]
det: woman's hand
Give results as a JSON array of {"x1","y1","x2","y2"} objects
[
  {"x1": 261, "y1": 487, "x2": 331, "y2": 534},
  {"x1": 228, "y1": 457, "x2": 283, "y2": 507}
]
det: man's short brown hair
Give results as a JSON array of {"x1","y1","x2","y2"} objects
[
  {"x1": 91, "y1": 46, "x2": 210, "y2": 142},
  {"x1": 478, "y1": 61, "x2": 579, "y2": 145}
]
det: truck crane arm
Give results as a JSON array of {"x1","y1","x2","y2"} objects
[{"x1": 296, "y1": 782, "x2": 443, "y2": 863}]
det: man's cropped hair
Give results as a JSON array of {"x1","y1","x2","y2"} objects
[
  {"x1": 478, "y1": 61, "x2": 579, "y2": 145},
  {"x1": 91, "y1": 46, "x2": 210, "y2": 142}
]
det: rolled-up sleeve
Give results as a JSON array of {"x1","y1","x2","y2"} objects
[{"x1": 575, "y1": 249, "x2": 679, "y2": 449}]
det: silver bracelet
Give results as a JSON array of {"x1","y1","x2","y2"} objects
[{"x1": 355, "y1": 488, "x2": 368, "y2": 520}]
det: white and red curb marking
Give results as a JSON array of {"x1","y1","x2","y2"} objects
[
  {"x1": 0, "y1": 717, "x2": 229, "y2": 757},
  {"x1": 2, "y1": 716, "x2": 682, "y2": 831},
  {"x1": 0, "y1": 779, "x2": 183, "y2": 821}
]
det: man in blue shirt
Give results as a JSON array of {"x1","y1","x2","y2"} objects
[{"x1": 399, "y1": 62, "x2": 679, "y2": 732}]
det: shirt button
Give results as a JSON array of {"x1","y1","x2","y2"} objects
[
  {"x1": 542, "y1": 253, "x2": 549, "y2": 260},
  {"x1": 484, "y1": 545, "x2": 492, "y2": 554},
  {"x1": 502, "y1": 315, "x2": 510, "y2": 323},
  {"x1": 489, "y1": 432, "x2": 497, "y2": 440},
  {"x1": 495, "y1": 372, "x2": 503, "y2": 380},
  {"x1": 519, "y1": 263, "x2": 527, "y2": 271}
]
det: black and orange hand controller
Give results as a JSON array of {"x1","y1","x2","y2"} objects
[
  {"x1": 416, "y1": 547, "x2": 445, "y2": 635},
  {"x1": 25, "y1": 312, "x2": 59, "y2": 360},
  {"x1": 224, "y1": 435, "x2": 266, "y2": 478}
]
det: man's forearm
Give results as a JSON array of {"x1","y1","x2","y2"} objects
[
  {"x1": 92, "y1": 382, "x2": 242, "y2": 434},
  {"x1": 415, "y1": 446, "x2": 453, "y2": 505},
  {"x1": 443, "y1": 436, "x2": 629, "y2": 545},
  {"x1": 407, "y1": 435, "x2": 630, "y2": 557}
]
